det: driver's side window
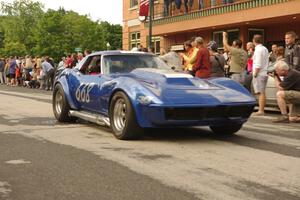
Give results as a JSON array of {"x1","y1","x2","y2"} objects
[{"x1": 80, "y1": 55, "x2": 101, "y2": 75}]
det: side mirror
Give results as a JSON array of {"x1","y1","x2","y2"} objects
[{"x1": 76, "y1": 71, "x2": 81, "y2": 76}]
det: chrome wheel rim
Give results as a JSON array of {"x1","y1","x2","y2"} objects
[
  {"x1": 113, "y1": 98, "x2": 127, "y2": 132},
  {"x1": 55, "y1": 91, "x2": 63, "y2": 116}
]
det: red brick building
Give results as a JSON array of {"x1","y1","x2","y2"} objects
[{"x1": 123, "y1": 0, "x2": 300, "y2": 53}]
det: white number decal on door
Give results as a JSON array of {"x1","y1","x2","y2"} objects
[{"x1": 75, "y1": 83, "x2": 95, "y2": 103}]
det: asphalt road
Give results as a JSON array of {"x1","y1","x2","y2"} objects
[{"x1": 0, "y1": 85, "x2": 299, "y2": 200}]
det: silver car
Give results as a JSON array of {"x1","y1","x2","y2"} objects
[{"x1": 266, "y1": 76, "x2": 278, "y2": 107}]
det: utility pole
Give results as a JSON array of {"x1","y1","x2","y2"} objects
[{"x1": 148, "y1": 0, "x2": 153, "y2": 49}]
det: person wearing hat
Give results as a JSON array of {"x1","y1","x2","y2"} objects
[{"x1": 207, "y1": 41, "x2": 225, "y2": 77}]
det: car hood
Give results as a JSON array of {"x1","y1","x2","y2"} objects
[{"x1": 127, "y1": 68, "x2": 255, "y2": 105}]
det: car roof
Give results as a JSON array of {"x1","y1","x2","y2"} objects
[
  {"x1": 88, "y1": 50, "x2": 155, "y2": 57},
  {"x1": 75, "y1": 50, "x2": 157, "y2": 72}
]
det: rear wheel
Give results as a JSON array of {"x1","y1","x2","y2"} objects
[
  {"x1": 53, "y1": 84, "x2": 76, "y2": 122},
  {"x1": 109, "y1": 91, "x2": 143, "y2": 140},
  {"x1": 210, "y1": 123, "x2": 243, "y2": 135}
]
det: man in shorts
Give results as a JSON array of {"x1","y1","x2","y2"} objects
[
  {"x1": 252, "y1": 34, "x2": 269, "y2": 116},
  {"x1": 272, "y1": 61, "x2": 300, "y2": 123}
]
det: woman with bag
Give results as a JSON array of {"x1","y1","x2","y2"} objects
[{"x1": 207, "y1": 41, "x2": 225, "y2": 77}]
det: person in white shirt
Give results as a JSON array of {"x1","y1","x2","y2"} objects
[
  {"x1": 57, "y1": 57, "x2": 66, "y2": 70},
  {"x1": 252, "y1": 34, "x2": 269, "y2": 116},
  {"x1": 41, "y1": 57, "x2": 54, "y2": 90}
]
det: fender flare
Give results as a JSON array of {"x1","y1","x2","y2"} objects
[{"x1": 54, "y1": 78, "x2": 79, "y2": 110}]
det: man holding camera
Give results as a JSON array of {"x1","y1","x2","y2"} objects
[{"x1": 272, "y1": 60, "x2": 300, "y2": 123}]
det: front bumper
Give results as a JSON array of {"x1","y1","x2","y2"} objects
[{"x1": 135, "y1": 103, "x2": 255, "y2": 128}]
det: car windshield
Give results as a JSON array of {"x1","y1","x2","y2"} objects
[{"x1": 102, "y1": 54, "x2": 170, "y2": 74}]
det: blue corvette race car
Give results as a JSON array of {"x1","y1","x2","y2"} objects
[{"x1": 53, "y1": 51, "x2": 256, "y2": 140}]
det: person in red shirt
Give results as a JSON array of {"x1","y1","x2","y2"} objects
[
  {"x1": 244, "y1": 42, "x2": 255, "y2": 92},
  {"x1": 65, "y1": 55, "x2": 73, "y2": 68},
  {"x1": 193, "y1": 37, "x2": 211, "y2": 78},
  {"x1": 15, "y1": 61, "x2": 22, "y2": 86}
]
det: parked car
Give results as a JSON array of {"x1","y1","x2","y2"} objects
[
  {"x1": 53, "y1": 51, "x2": 256, "y2": 140},
  {"x1": 266, "y1": 76, "x2": 278, "y2": 107}
]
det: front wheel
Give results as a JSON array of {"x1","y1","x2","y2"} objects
[
  {"x1": 53, "y1": 84, "x2": 76, "y2": 122},
  {"x1": 109, "y1": 91, "x2": 143, "y2": 140},
  {"x1": 210, "y1": 124, "x2": 243, "y2": 135}
]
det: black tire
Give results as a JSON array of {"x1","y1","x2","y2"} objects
[
  {"x1": 210, "y1": 123, "x2": 243, "y2": 135},
  {"x1": 109, "y1": 91, "x2": 143, "y2": 140},
  {"x1": 53, "y1": 84, "x2": 75, "y2": 122}
]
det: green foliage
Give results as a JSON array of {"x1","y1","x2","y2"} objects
[
  {"x1": 100, "y1": 21, "x2": 122, "y2": 50},
  {"x1": 0, "y1": 0, "x2": 122, "y2": 61},
  {"x1": 0, "y1": 29, "x2": 4, "y2": 48},
  {"x1": 3, "y1": 41, "x2": 26, "y2": 56},
  {"x1": 0, "y1": 0, "x2": 44, "y2": 54}
]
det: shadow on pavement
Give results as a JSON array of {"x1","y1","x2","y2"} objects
[{"x1": 0, "y1": 115, "x2": 57, "y2": 126}]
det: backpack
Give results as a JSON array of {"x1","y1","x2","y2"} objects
[
  {"x1": 214, "y1": 55, "x2": 226, "y2": 77},
  {"x1": 286, "y1": 44, "x2": 300, "y2": 71},
  {"x1": 292, "y1": 45, "x2": 300, "y2": 71}
]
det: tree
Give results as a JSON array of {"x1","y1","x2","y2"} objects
[
  {"x1": 0, "y1": 0, "x2": 44, "y2": 54},
  {"x1": 0, "y1": 0, "x2": 122, "y2": 60},
  {"x1": 34, "y1": 9, "x2": 67, "y2": 59},
  {"x1": 0, "y1": 28, "x2": 4, "y2": 49},
  {"x1": 3, "y1": 41, "x2": 26, "y2": 57},
  {"x1": 99, "y1": 21, "x2": 122, "y2": 50}
]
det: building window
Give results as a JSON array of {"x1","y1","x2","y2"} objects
[
  {"x1": 213, "y1": 29, "x2": 240, "y2": 49},
  {"x1": 227, "y1": 29, "x2": 240, "y2": 45},
  {"x1": 130, "y1": 32, "x2": 140, "y2": 50},
  {"x1": 152, "y1": 36, "x2": 160, "y2": 54},
  {"x1": 130, "y1": 0, "x2": 138, "y2": 8},
  {"x1": 147, "y1": 36, "x2": 160, "y2": 54},
  {"x1": 248, "y1": 28, "x2": 265, "y2": 43},
  {"x1": 213, "y1": 31, "x2": 223, "y2": 49}
]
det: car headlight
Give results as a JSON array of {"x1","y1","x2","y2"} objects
[{"x1": 137, "y1": 95, "x2": 154, "y2": 105}]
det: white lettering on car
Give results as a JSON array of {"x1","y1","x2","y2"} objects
[{"x1": 75, "y1": 83, "x2": 95, "y2": 103}]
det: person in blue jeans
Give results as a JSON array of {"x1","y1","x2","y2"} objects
[
  {"x1": 210, "y1": 0, "x2": 216, "y2": 7},
  {"x1": 174, "y1": 0, "x2": 181, "y2": 9},
  {"x1": 41, "y1": 57, "x2": 54, "y2": 90},
  {"x1": 164, "y1": 0, "x2": 170, "y2": 16},
  {"x1": 9, "y1": 58, "x2": 17, "y2": 86},
  {"x1": 199, "y1": 0, "x2": 204, "y2": 9},
  {"x1": 184, "y1": 0, "x2": 194, "y2": 13},
  {"x1": 224, "y1": 0, "x2": 234, "y2": 4}
]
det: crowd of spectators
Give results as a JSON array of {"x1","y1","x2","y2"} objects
[
  {"x1": 0, "y1": 49, "x2": 91, "y2": 91},
  {"x1": 158, "y1": 30, "x2": 300, "y2": 123},
  {"x1": 0, "y1": 55, "x2": 56, "y2": 91},
  {"x1": 163, "y1": 0, "x2": 235, "y2": 16}
]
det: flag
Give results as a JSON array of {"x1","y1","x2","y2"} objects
[{"x1": 139, "y1": 0, "x2": 149, "y2": 17}]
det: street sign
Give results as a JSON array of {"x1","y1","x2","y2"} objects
[
  {"x1": 170, "y1": 45, "x2": 184, "y2": 51},
  {"x1": 75, "y1": 47, "x2": 82, "y2": 52}
]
